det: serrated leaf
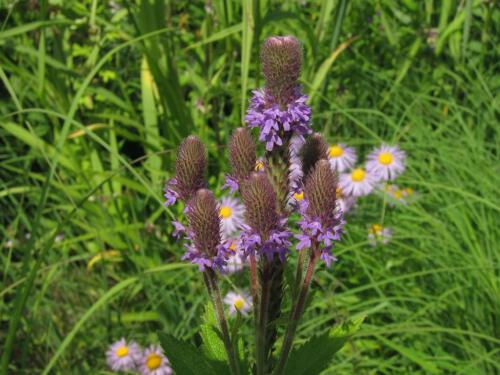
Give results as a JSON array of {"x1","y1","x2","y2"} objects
[
  {"x1": 200, "y1": 324, "x2": 228, "y2": 362},
  {"x1": 284, "y1": 315, "x2": 365, "y2": 375},
  {"x1": 158, "y1": 332, "x2": 217, "y2": 375}
]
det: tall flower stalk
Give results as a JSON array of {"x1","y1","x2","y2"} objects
[{"x1": 163, "y1": 36, "x2": 345, "y2": 374}]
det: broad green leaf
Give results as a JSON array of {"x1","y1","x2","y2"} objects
[
  {"x1": 200, "y1": 303, "x2": 228, "y2": 362},
  {"x1": 158, "y1": 332, "x2": 217, "y2": 375},
  {"x1": 284, "y1": 315, "x2": 365, "y2": 375}
]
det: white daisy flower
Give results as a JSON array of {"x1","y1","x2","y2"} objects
[
  {"x1": 366, "y1": 144, "x2": 406, "y2": 181},
  {"x1": 367, "y1": 224, "x2": 393, "y2": 247},
  {"x1": 223, "y1": 291, "x2": 252, "y2": 316},
  {"x1": 340, "y1": 168, "x2": 377, "y2": 197},
  {"x1": 328, "y1": 144, "x2": 357, "y2": 172},
  {"x1": 335, "y1": 186, "x2": 355, "y2": 213},
  {"x1": 139, "y1": 345, "x2": 173, "y2": 375},
  {"x1": 224, "y1": 238, "x2": 246, "y2": 273},
  {"x1": 106, "y1": 338, "x2": 142, "y2": 372},
  {"x1": 219, "y1": 197, "x2": 244, "y2": 236}
]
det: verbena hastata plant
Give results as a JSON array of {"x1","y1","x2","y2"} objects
[{"x1": 160, "y1": 36, "x2": 362, "y2": 375}]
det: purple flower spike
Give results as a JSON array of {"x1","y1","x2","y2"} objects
[
  {"x1": 245, "y1": 88, "x2": 312, "y2": 152},
  {"x1": 296, "y1": 160, "x2": 345, "y2": 266}
]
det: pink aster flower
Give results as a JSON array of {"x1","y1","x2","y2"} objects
[
  {"x1": 328, "y1": 144, "x2": 357, "y2": 173},
  {"x1": 366, "y1": 144, "x2": 406, "y2": 181},
  {"x1": 139, "y1": 345, "x2": 172, "y2": 375},
  {"x1": 339, "y1": 168, "x2": 378, "y2": 197},
  {"x1": 106, "y1": 338, "x2": 142, "y2": 372},
  {"x1": 219, "y1": 196, "x2": 245, "y2": 236},
  {"x1": 223, "y1": 291, "x2": 253, "y2": 315}
]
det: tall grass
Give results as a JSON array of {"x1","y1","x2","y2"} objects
[{"x1": 1, "y1": 0, "x2": 498, "y2": 373}]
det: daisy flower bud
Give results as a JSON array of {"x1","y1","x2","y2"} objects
[
  {"x1": 261, "y1": 36, "x2": 302, "y2": 104},
  {"x1": 175, "y1": 135, "x2": 207, "y2": 201},
  {"x1": 229, "y1": 127, "x2": 257, "y2": 181}
]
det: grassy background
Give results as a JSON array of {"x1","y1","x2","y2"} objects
[{"x1": 1, "y1": 0, "x2": 499, "y2": 373}]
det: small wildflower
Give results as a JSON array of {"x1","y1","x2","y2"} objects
[
  {"x1": 223, "y1": 291, "x2": 253, "y2": 315},
  {"x1": 139, "y1": 345, "x2": 173, "y2": 375},
  {"x1": 340, "y1": 167, "x2": 377, "y2": 197},
  {"x1": 367, "y1": 224, "x2": 393, "y2": 247},
  {"x1": 224, "y1": 239, "x2": 246, "y2": 274},
  {"x1": 106, "y1": 338, "x2": 142, "y2": 372},
  {"x1": 219, "y1": 197, "x2": 245, "y2": 236},
  {"x1": 366, "y1": 144, "x2": 406, "y2": 181},
  {"x1": 328, "y1": 144, "x2": 357, "y2": 173}
]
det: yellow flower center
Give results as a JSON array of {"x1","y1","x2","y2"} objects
[
  {"x1": 404, "y1": 187, "x2": 414, "y2": 195},
  {"x1": 336, "y1": 186, "x2": 342, "y2": 198},
  {"x1": 229, "y1": 242, "x2": 237, "y2": 252},
  {"x1": 293, "y1": 191, "x2": 304, "y2": 201},
  {"x1": 115, "y1": 346, "x2": 129, "y2": 358},
  {"x1": 394, "y1": 190, "x2": 403, "y2": 200},
  {"x1": 255, "y1": 160, "x2": 265, "y2": 171},
  {"x1": 146, "y1": 353, "x2": 162, "y2": 370},
  {"x1": 220, "y1": 206, "x2": 233, "y2": 219},
  {"x1": 234, "y1": 298, "x2": 245, "y2": 310},
  {"x1": 351, "y1": 168, "x2": 366, "y2": 182},
  {"x1": 378, "y1": 152, "x2": 393, "y2": 165},
  {"x1": 329, "y1": 145, "x2": 344, "y2": 158},
  {"x1": 370, "y1": 224, "x2": 382, "y2": 234}
]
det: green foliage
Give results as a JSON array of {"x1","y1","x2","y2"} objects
[
  {"x1": 284, "y1": 316, "x2": 365, "y2": 375},
  {"x1": 0, "y1": 0, "x2": 499, "y2": 374},
  {"x1": 159, "y1": 332, "x2": 217, "y2": 375}
]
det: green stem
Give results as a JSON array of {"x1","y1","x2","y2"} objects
[
  {"x1": 274, "y1": 249, "x2": 318, "y2": 375},
  {"x1": 204, "y1": 271, "x2": 240, "y2": 375},
  {"x1": 257, "y1": 261, "x2": 271, "y2": 375}
]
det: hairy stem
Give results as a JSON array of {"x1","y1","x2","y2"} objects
[
  {"x1": 274, "y1": 249, "x2": 318, "y2": 375},
  {"x1": 204, "y1": 271, "x2": 240, "y2": 375}
]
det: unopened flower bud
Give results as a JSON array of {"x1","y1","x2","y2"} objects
[
  {"x1": 304, "y1": 160, "x2": 338, "y2": 219},
  {"x1": 229, "y1": 128, "x2": 257, "y2": 181},
  {"x1": 187, "y1": 189, "x2": 221, "y2": 257},
  {"x1": 241, "y1": 172, "x2": 279, "y2": 236},
  {"x1": 175, "y1": 136, "x2": 207, "y2": 201},
  {"x1": 300, "y1": 133, "x2": 329, "y2": 181},
  {"x1": 261, "y1": 36, "x2": 302, "y2": 103}
]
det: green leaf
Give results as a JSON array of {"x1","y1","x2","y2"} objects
[
  {"x1": 284, "y1": 315, "x2": 365, "y2": 375},
  {"x1": 200, "y1": 303, "x2": 230, "y2": 374},
  {"x1": 158, "y1": 332, "x2": 217, "y2": 375}
]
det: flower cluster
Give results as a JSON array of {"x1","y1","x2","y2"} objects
[
  {"x1": 106, "y1": 339, "x2": 172, "y2": 375},
  {"x1": 245, "y1": 88, "x2": 312, "y2": 151},
  {"x1": 294, "y1": 160, "x2": 345, "y2": 267},
  {"x1": 158, "y1": 35, "x2": 413, "y2": 375}
]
